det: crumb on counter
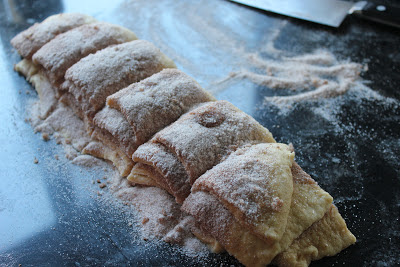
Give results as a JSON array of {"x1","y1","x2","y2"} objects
[{"x1": 42, "y1": 132, "x2": 50, "y2": 141}]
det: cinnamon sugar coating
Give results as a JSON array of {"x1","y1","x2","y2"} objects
[
  {"x1": 93, "y1": 106, "x2": 137, "y2": 157},
  {"x1": 154, "y1": 100, "x2": 276, "y2": 184},
  {"x1": 11, "y1": 13, "x2": 96, "y2": 59},
  {"x1": 33, "y1": 22, "x2": 137, "y2": 85},
  {"x1": 90, "y1": 69, "x2": 213, "y2": 177},
  {"x1": 192, "y1": 143, "x2": 295, "y2": 243},
  {"x1": 107, "y1": 69, "x2": 215, "y2": 146},
  {"x1": 132, "y1": 143, "x2": 191, "y2": 203},
  {"x1": 63, "y1": 40, "x2": 176, "y2": 120},
  {"x1": 132, "y1": 101, "x2": 275, "y2": 203}
]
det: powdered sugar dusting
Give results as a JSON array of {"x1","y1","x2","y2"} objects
[
  {"x1": 28, "y1": 101, "x2": 91, "y2": 159},
  {"x1": 108, "y1": 170, "x2": 209, "y2": 255}
]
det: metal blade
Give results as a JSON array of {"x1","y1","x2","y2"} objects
[{"x1": 229, "y1": 0, "x2": 355, "y2": 27}]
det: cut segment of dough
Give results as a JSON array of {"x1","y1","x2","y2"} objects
[
  {"x1": 192, "y1": 143, "x2": 295, "y2": 243},
  {"x1": 11, "y1": 13, "x2": 96, "y2": 59},
  {"x1": 62, "y1": 40, "x2": 176, "y2": 121},
  {"x1": 106, "y1": 69, "x2": 215, "y2": 146},
  {"x1": 32, "y1": 22, "x2": 137, "y2": 90}
]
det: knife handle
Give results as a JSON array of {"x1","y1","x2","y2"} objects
[{"x1": 351, "y1": 1, "x2": 400, "y2": 29}]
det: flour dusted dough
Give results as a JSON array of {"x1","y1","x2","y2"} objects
[
  {"x1": 32, "y1": 22, "x2": 137, "y2": 90},
  {"x1": 62, "y1": 40, "x2": 176, "y2": 121},
  {"x1": 14, "y1": 21, "x2": 138, "y2": 119},
  {"x1": 192, "y1": 143, "x2": 295, "y2": 243},
  {"x1": 107, "y1": 69, "x2": 215, "y2": 147},
  {"x1": 131, "y1": 100, "x2": 276, "y2": 203},
  {"x1": 11, "y1": 13, "x2": 96, "y2": 59}
]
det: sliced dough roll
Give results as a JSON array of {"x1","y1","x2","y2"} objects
[
  {"x1": 61, "y1": 40, "x2": 176, "y2": 123},
  {"x1": 84, "y1": 69, "x2": 215, "y2": 176},
  {"x1": 32, "y1": 22, "x2": 138, "y2": 91},
  {"x1": 182, "y1": 148, "x2": 334, "y2": 267},
  {"x1": 16, "y1": 22, "x2": 137, "y2": 119},
  {"x1": 11, "y1": 13, "x2": 96, "y2": 59},
  {"x1": 131, "y1": 100, "x2": 276, "y2": 203}
]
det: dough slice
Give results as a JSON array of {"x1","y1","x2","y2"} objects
[
  {"x1": 130, "y1": 142, "x2": 190, "y2": 197},
  {"x1": 32, "y1": 22, "x2": 137, "y2": 91},
  {"x1": 62, "y1": 40, "x2": 176, "y2": 122},
  {"x1": 154, "y1": 101, "x2": 276, "y2": 184},
  {"x1": 11, "y1": 13, "x2": 96, "y2": 59},
  {"x1": 192, "y1": 143, "x2": 295, "y2": 243},
  {"x1": 14, "y1": 21, "x2": 137, "y2": 119},
  {"x1": 107, "y1": 69, "x2": 215, "y2": 146},
  {"x1": 131, "y1": 101, "x2": 276, "y2": 203}
]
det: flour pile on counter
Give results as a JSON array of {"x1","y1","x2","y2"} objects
[{"x1": 13, "y1": 13, "x2": 356, "y2": 266}]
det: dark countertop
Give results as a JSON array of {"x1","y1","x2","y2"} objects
[{"x1": 0, "y1": 0, "x2": 399, "y2": 266}]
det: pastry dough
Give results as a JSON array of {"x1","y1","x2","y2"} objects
[
  {"x1": 14, "y1": 59, "x2": 55, "y2": 118},
  {"x1": 192, "y1": 143, "x2": 295, "y2": 243},
  {"x1": 274, "y1": 204, "x2": 356, "y2": 266},
  {"x1": 182, "y1": 145, "x2": 334, "y2": 266},
  {"x1": 14, "y1": 21, "x2": 137, "y2": 119},
  {"x1": 61, "y1": 40, "x2": 176, "y2": 122},
  {"x1": 82, "y1": 141, "x2": 133, "y2": 177},
  {"x1": 11, "y1": 13, "x2": 96, "y2": 59},
  {"x1": 86, "y1": 69, "x2": 214, "y2": 176},
  {"x1": 32, "y1": 22, "x2": 137, "y2": 91},
  {"x1": 11, "y1": 13, "x2": 356, "y2": 266},
  {"x1": 131, "y1": 101, "x2": 276, "y2": 203}
]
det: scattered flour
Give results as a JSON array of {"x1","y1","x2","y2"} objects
[
  {"x1": 108, "y1": 170, "x2": 209, "y2": 255},
  {"x1": 214, "y1": 49, "x2": 366, "y2": 106},
  {"x1": 27, "y1": 96, "x2": 209, "y2": 257}
]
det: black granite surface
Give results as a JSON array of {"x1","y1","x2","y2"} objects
[{"x1": 0, "y1": 0, "x2": 399, "y2": 266}]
